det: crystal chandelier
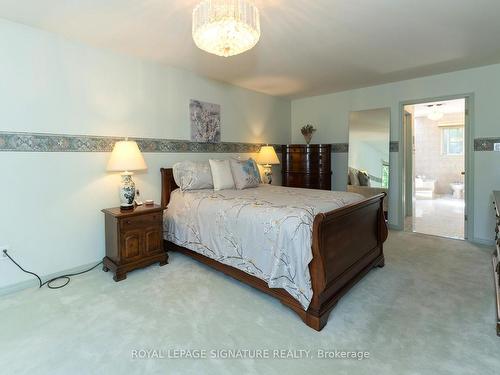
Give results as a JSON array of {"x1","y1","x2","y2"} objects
[{"x1": 192, "y1": 0, "x2": 261, "y2": 57}]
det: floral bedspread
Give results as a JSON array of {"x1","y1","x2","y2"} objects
[{"x1": 164, "y1": 184, "x2": 363, "y2": 309}]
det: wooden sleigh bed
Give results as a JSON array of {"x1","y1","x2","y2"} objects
[{"x1": 161, "y1": 168, "x2": 388, "y2": 331}]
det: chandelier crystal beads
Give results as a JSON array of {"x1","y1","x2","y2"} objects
[{"x1": 192, "y1": 0, "x2": 261, "y2": 57}]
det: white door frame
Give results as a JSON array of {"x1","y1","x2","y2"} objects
[
  {"x1": 403, "y1": 110, "x2": 413, "y2": 220},
  {"x1": 398, "y1": 93, "x2": 475, "y2": 240}
]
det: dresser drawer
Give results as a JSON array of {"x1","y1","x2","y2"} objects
[
  {"x1": 283, "y1": 145, "x2": 330, "y2": 152},
  {"x1": 287, "y1": 151, "x2": 329, "y2": 160},
  {"x1": 284, "y1": 152, "x2": 330, "y2": 174},
  {"x1": 284, "y1": 164, "x2": 331, "y2": 174},
  {"x1": 283, "y1": 172, "x2": 331, "y2": 190},
  {"x1": 120, "y1": 212, "x2": 162, "y2": 231}
]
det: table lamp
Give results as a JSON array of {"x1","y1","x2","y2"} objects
[
  {"x1": 107, "y1": 139, "x2": 147, "y2": 210},
  {"x1": 256, "y1": 145, "x2": 280, "y2": 184}
]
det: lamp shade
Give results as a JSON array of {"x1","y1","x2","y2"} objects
[
  {"x1": 256, "y1": 146, "x2": 280, "y2": 165},
  {"x1": 107, "y1": 140, "x2": 147, "y2": 172}
]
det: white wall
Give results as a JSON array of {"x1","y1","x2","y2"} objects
[
  {"x1": 292, "y1": 64, "x2": 500, "y2": 243},
  {"x1": 0, "y1": 20, "x2": 291, "y2": 291}
]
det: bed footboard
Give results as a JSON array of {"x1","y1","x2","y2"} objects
[{"x1": 294, "y1": 193, "x2": 388, "y2": 330}]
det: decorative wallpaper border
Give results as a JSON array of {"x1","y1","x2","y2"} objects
[
  {"x1": 474, "y1": 137, "x2": 500, "y2": 151},
  {"x1": 390, "y1": 141, "x2": 399, "y2": 153},
  {"x1": 368, "y1": 174, "x2": 383, "y2": 183},
  {"x1": 0, "y1": 132, "x2": 265, "y2": 153},
  {"x1": 331, "y1": 143, "x2": 349, "y2": 153},
  {"x1": 331, "y1": 142, "x2": 400, "y2": 153},
  {"x1": 0, "y1": 132, "x2": 392, "y2": 154},
  {"x1": 2, "y1": 132, "x2": 495, "y2": 153}
]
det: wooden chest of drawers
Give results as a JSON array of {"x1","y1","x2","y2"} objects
[
  {"x1": 102, "y1": 205, "x2": 168, "y2": 281},
  {"x1": 493, "y1": 191, "x2": 500, "y2": 336},
  {"x1": 281, "y1": 144, "x2": 332, "y2": 190}
]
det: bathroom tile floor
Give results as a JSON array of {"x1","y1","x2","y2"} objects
[{"x1": 405, "y1": 194, "x2": 465, "y2": 239}]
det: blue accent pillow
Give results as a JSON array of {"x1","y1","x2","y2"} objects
[{"x1": 229, "y1": 158, "x2": 261, "y2": 189}]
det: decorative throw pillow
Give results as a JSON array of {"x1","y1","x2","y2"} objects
[
  {"x1": 358, "y1": 171, "x2": 370, "y2": 187},
  {"x1": 251, "y1": 158, "x2": 263, "y2": 183},
  {"x1": 172, "y1": 161, "x2": 214, "y2": 191},
  {"x1": 230, "y1": 158, "x2": 261, "y2": 189},
  {"x1": 209, "y1": 159, "x2": 235, "y2": 191},
  {"x1": 348, "y1": 167, "x2": 360, "y2": 186}
]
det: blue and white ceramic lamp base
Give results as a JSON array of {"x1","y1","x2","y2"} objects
[
  {"x1": 263, "y1": 165, "x2": 273, "y2": 184},
  {"x1": 120, "y1": 172, "x2": 136, "y2": 210}
]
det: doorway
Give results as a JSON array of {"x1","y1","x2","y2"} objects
[{"x1": 403, "y1": 98, "x2": 468, "y2": 240}]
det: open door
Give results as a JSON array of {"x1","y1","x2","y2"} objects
[{"x1": 403, "y1": 98, "x2": 467, "y2": 240}]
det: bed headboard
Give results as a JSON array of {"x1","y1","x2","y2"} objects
[{"x1": 160, "y1": 168, "x2": 178, "y2": 208}]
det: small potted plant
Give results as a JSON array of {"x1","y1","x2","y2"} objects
[{"x1": 301, "y1": 124, "x2": 316, "y2": 144}]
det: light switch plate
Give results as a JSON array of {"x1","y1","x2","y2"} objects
[{"x1": 494, "y1": 143, "x2": 500, "y2": 152}]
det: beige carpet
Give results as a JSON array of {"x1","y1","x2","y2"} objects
[{"x1": 0, "y1": 231, "x2": 498, "y2": 374}]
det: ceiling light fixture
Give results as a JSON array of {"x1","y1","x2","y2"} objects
[
  {"x1": 192, "y1": 0, "x2": 261, "y2": 57},
  {"x1": 427, "y1": 104, "x2": 444, "y2": 121}
]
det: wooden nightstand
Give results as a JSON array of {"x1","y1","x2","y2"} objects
[{"x1": 101, "y1": 204, "x2": 168, "y2": 281}]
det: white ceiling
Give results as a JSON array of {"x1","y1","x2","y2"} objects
[
  {"x1": 413, "y1": 98, "x2": 465, "y2": 117},
  {"x1": 1, "y1": 0, "x2": 500, "y2": 99}
]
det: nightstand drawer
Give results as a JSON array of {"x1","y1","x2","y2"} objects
[{"x1": 120, "y1": 212, "x2": 162, "y2": 230}]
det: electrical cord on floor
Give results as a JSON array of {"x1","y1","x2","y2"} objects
[{"x1": 2, "y1": 249, "x2": 102, "y2": 289}]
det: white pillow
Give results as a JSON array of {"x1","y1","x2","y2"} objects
[
  {"x1": 230, "y1": 158, "x2": 261, "y2": 190},
  {"x1": 209, "y1": 159, "x2": 235, "y2": 191},
  {"x1": 173, "y1": 161, "x2": 213, "y2": 191},
  {"x1": 348, "y1": 167, "x2": 360, "y2": 186}
]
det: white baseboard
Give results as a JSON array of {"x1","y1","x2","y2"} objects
[{"x1": 0, "y1": 260, "x2": 101, "y2": 297}]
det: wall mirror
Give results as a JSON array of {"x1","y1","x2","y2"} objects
[{"x1": 347, "y1": 108, "x2": 390, "y2": 216}]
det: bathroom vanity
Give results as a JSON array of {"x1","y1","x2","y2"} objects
[{"x1": 493, "y1": 191, "x2": 500, "y2": 336}]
